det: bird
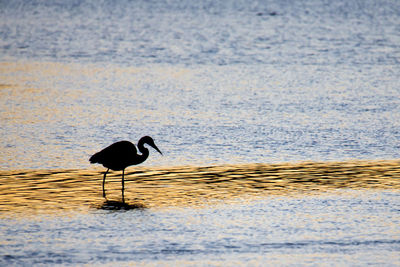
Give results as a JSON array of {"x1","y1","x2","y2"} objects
[{"x1": 89, "y1": 136, "x2": 162, "y2": 202}]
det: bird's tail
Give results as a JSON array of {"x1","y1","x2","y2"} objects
[{"x1": 89, "y1": 152, "x2": 101, "y2": 164}]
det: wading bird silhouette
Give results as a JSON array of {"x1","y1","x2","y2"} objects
[{"x1": 89, "y1": 136, "x2": 162, "y2": 203}]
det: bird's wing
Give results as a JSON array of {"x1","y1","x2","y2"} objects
[
  {"x1": 103, "y1": 140, "x2": 137, "y2": 157},
  {"x1": 90, "y1": 141, "x2": 137, "y2": 164}
]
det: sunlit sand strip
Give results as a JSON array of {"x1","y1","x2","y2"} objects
[{"x1": 0, "y1": 160, "x2": 399, "y2": 216}]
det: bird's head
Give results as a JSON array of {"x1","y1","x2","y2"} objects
[{"x1": 141, "y1": 136, "x2": 163, "y2": 155}]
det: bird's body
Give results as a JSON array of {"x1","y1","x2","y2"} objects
[
  {"x1": 90, "y1": 136, "x2": 162, "y2": 202},
  {"x1": 90, "y1": 140, "x2": 146, "y2": 170}
]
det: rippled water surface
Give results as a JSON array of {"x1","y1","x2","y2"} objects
[
  {"x1": 1, "y1": 161, "x2": 400, "y2": 265},
  {"x1": 1, "y1": 0, "x2": 400, "y2": 169},
  {"x1": 1, "y1": 191, "x2": 400, "y2": 266},
  {"x1": 1, "y1": 61, "x2": 399, "y2": 170},
  {"x1": 1, "y1": 0, "x2": 400, "y2": 265},
  {"x1": 1, "y1": 160, "x2": 400, "y2": 214}
]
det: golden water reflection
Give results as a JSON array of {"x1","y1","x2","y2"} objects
[{"x1": 0, "y1": 160, "x2": 399, "y2": 216}]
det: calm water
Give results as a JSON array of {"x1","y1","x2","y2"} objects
[{"x1": 1, "y1": 0, "x2": 400, "y2": 265}]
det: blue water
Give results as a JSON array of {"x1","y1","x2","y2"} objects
[
  {"x1": 1, "y1": 0, "x2": 400, "y2": 66},
  {"x1": 1, "y1": 0, "x2": 400, "y2": 265},
  {"x1": 1, "y1": 0, "x2": 400, "y2": 169},
  {"x1": 1, "y1": 191, "x2": 400, "y2": 266}
]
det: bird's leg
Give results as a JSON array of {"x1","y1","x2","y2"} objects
[
  {"x1": 122, "y1": 169, "x2": 125, "y2": 203},
  {"x1": 103, "y1": 169, "x2": 109, "y2": 198}
]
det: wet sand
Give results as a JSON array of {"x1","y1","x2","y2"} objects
[{"x1": 0, "y1": 160, "x2": 399, "y2": 216}]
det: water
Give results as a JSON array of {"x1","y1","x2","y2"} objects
[
  {"x1": 1, "y1": 191, "x2": 399, "y2": 266},
  {"x1": 1, "y1": 161, "x2": 400, "y2": 266},
  {"x1": 1, "y1": 160, "x2": 399, "y2": 213},
  {"x1": 1, "y1": 0, "x2": 399, "y2": 66},
  {"x1": 1, "y1": 161, "x2": 399, "y2": 266},
  {"x1": 1, "y1": 0, "x2": 400, "y2": 265},
  {"x1": 1, "y1": 0, "x2": 400, "y2": 169}
]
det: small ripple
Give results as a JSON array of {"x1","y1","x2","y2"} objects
[
  {"x1": 0, "y1": 160, "x2": 399, "y2": 216},
  {"x1": 260, "y1": 239, "x2": 400, "y2": 249}
]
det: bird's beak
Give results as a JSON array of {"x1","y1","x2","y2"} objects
[{"x1": 151, "y1": 143, "x2": 163, "y2": 155}]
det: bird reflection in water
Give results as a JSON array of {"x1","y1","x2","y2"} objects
[
  {"x1": 89, "y1": 136, "x2": 162, "y2": 207},
  {"x1": 99, "y1": 200, "x2": 147, "y2": 210}
]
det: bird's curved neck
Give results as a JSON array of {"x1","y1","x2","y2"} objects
[{"x1": 136, "y1": 140, "x2": 149, "y2": 161}]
